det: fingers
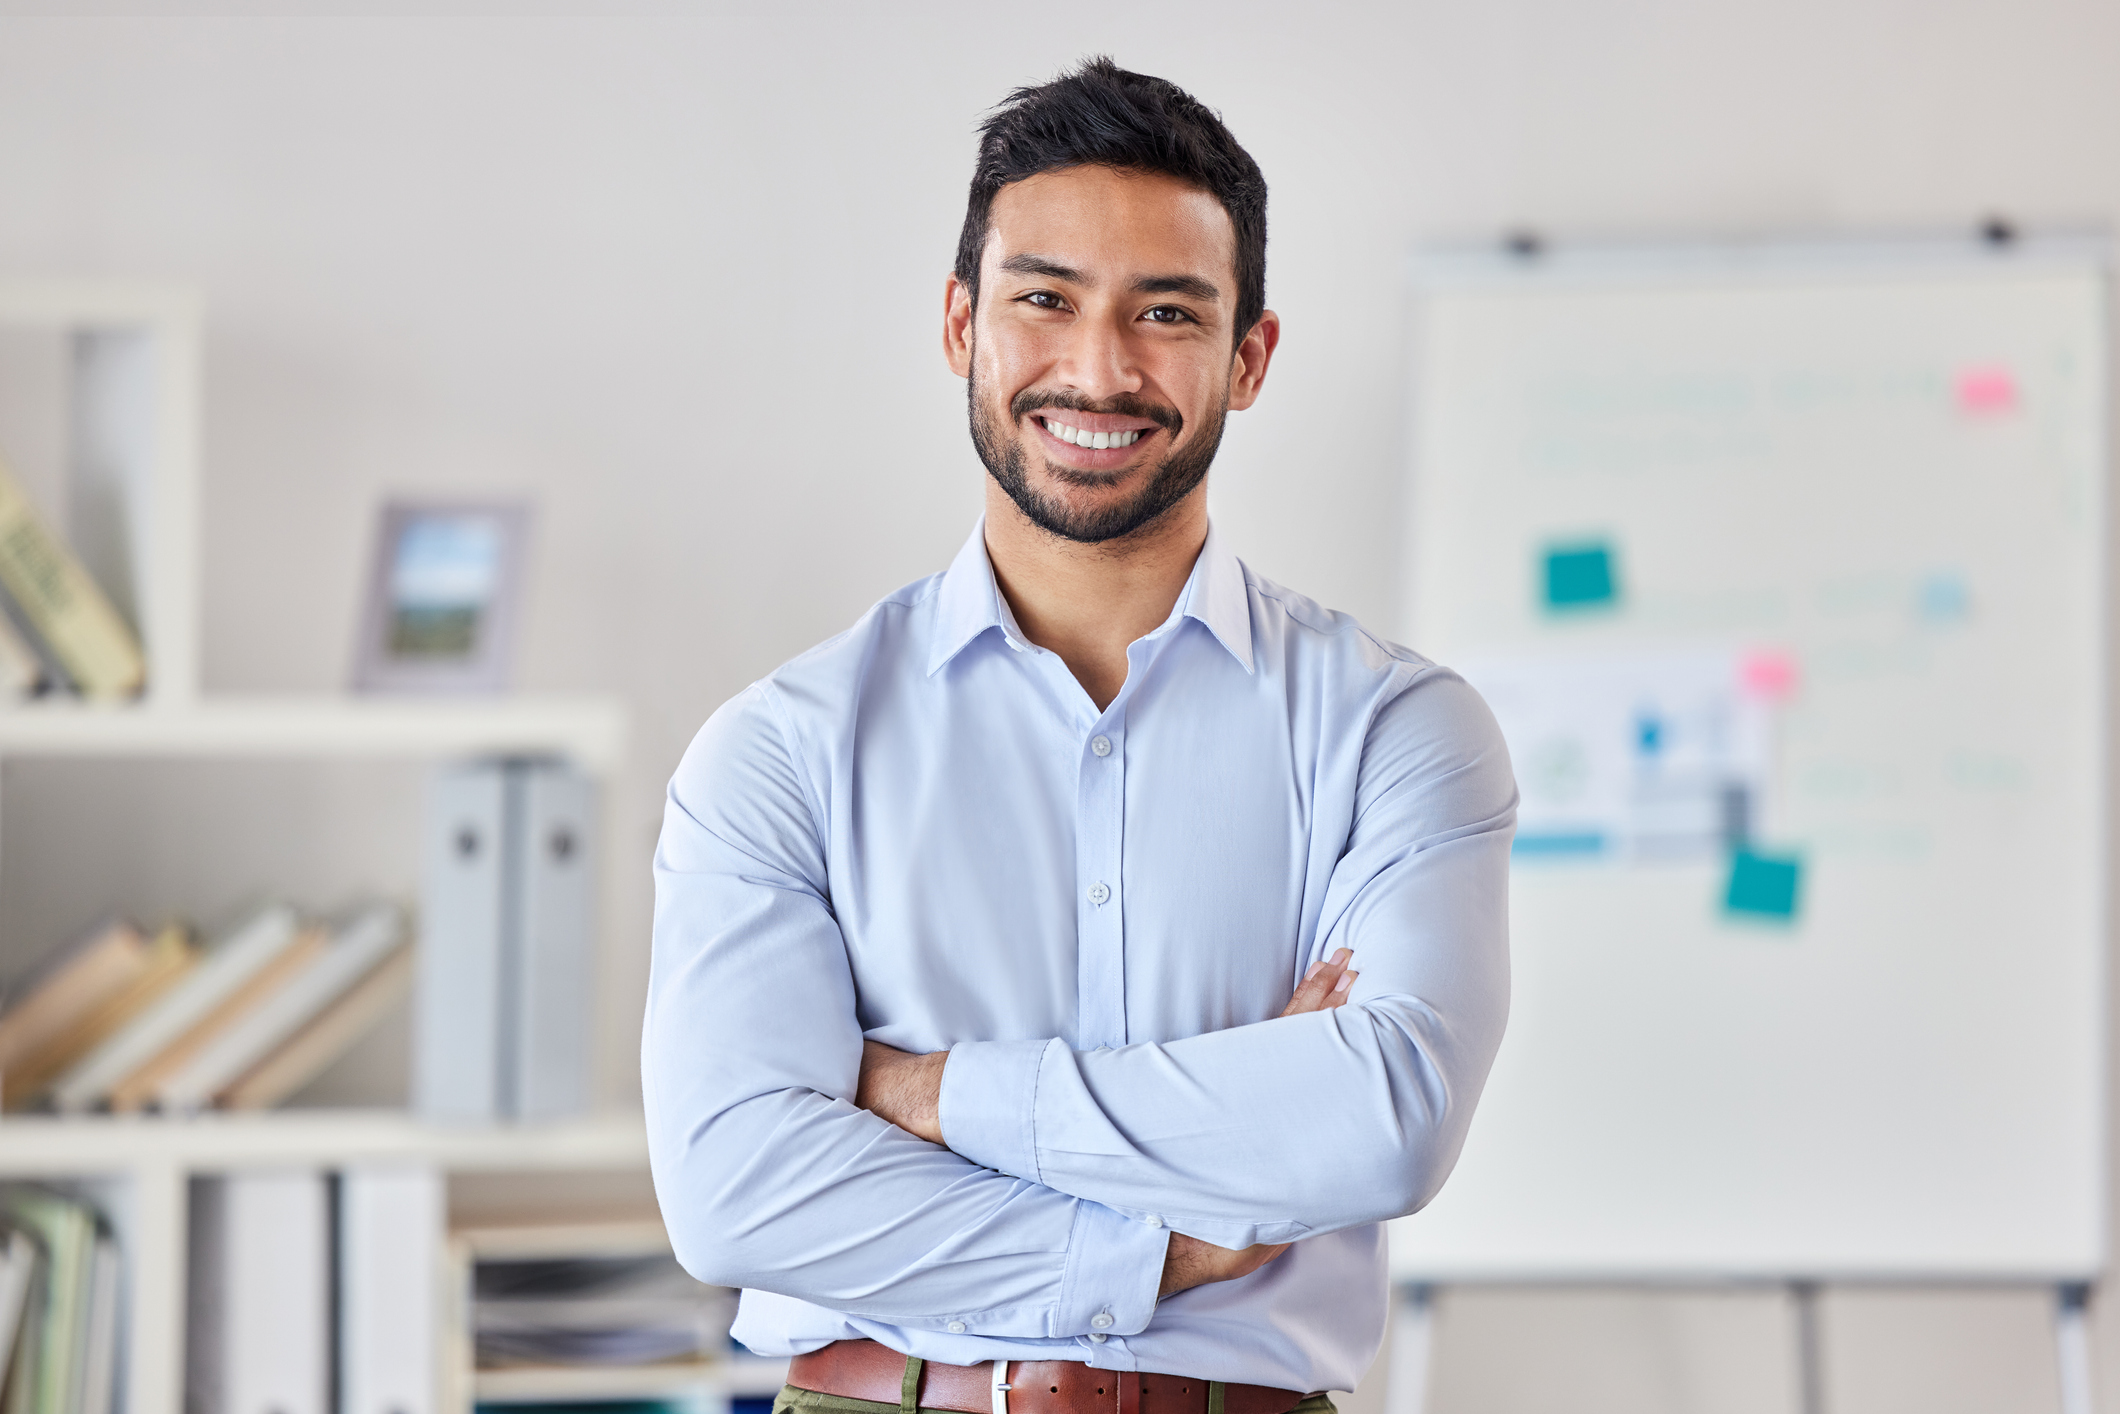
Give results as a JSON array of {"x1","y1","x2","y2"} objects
[
  {"x1": 1281, "y1": 948, "x2": 1356, "y2": 1016},
  {"x1": 1326, "y1": 968, "x2": 1358, "y2": 1009}
]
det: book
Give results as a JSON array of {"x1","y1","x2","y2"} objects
[
  {"x1": 219, "y1": 943, "x2": 413, "y2": 1110},
  {"x1": 0, "y1": 922, "x2": 150, "y2": 1105},
  {"x1": 0, "y1": 452, "x2": 143, "y2": 698},
  {"x1": 0, "y1": 1189, "x2": 96, "y2": 1414},
  {"x1": 74, "y1": 1235, "x2": 118, "y2": 1414},
  {"x1": 3, "y1": 925, "x2": 195, "y2": 1108},
  {"x1": 0, "y1": 1229, "x2": 34, "y2": 1393},
  {"x1": 51, "y1": 905, "x2": 302, "y2": 1113},
  {"x1": 108, "y1": 923, "x2": 326, "y2": 1113},
  {"x1": 0, "y1": 609, "x2": 45, "y2": 701},
  {"x1": 156, "y1": 904, "x2": 404, "y2": 1112},
  {"x1": 0, "y1": 587, "x2": 71, "y2": 697}
]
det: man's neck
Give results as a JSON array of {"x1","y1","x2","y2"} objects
[{"x1": 982, "y1": 482, "x2": 1208, "y2": 712}]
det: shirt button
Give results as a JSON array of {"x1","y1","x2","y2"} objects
[
  {"x1": 1145, "y1": 1215, "x2": 1163, "y2": 1228},
  {"x1": 1088, "y1": 1332, "x2": 1108, "y2": 1344},
  {"x1": 1091, "y1": 1312, "x2": 1115, "y2": 1330},
  {"x1": 1090, "y1": 735, "x2": 1112, "y2": 757},
  {"x1": 1086, "y1": 882, "x2": 1110, "y2": 905},
  {"x1": 947, "y1": 1321, "x2": 967, "y2": 1334}
]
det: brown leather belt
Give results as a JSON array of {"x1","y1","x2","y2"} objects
[{"x1": 788, "y1": 1338, "x2": 1318, "y2": 1414}]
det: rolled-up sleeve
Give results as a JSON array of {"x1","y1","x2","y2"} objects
[
  {"x1": 645, "y1": 684, "x2": 1169, "y2": 1337},
  {"x1": 937, "y1": 668, "x2": 1514, "y2": 1250}
]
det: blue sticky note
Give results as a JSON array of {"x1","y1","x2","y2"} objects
[
  {"x1": 1917, "y1": 572, "x2": 1970, "y2": 624},
  {"x1": 1543, "y1": 543, "x2": 1618, "y2": 611},
  {"x1": 1725, "y1": 849, "x2": 1802, "y2": 920},
  {"x1": 1635, "y1": 714, "x2": 1663, "y2": 755},
  {"x1": 1512, "y1": 831, "x2": 1607, "y2": 858}
]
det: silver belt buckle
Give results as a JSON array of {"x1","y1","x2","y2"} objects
[{"x1": 990, "y1": 1360, "x2": 1010, "y2": 1414}]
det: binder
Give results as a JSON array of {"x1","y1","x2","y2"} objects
[
  {"x1": 337, "y1": 1167, "x2": 441, "y2": 1414},
  {"x1": 509, "y1": 763, "x2": 596, "y2": 1120},
  {"x1": 187, "y1": 1171, "x2": 330, "y2": 1414},
  {"x1": 414, "y1": 765, "x2": 508, "y2": 1120},
  {"x1": 415, "y1": 759, "x2": 596, "y2": 1121}
]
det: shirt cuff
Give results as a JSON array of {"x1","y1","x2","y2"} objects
[
  {"x1": 1055, "y1": 1199, "x2": 1169, "y2": 1338},
  {"x1": 939, "y1": 1038, "x2": 1053, "y2": 1179}
]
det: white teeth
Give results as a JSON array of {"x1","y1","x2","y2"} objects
[{"x1": 1043, "y1": 418, "x2": 1143, "y2": 450}]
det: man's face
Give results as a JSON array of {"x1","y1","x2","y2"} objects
[{"x1": 945, "y1": 165, "x2": 1274, "y2": 544}]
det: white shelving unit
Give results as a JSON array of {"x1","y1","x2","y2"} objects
[
  {"x1": 0, "y1": 694, "x2": 624, "y2": 769},
  {"x1": 0, "y1": 282, "x2": 639, "y2": 1414},
  {"x1": 453, "y1": 1220, "x2": 786, "y2": 1411}
]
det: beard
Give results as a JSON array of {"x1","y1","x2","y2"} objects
[{"x1": 969, "y1": 362, "x2": 1228, "y2": 546}]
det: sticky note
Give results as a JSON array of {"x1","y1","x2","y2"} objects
[
  {"x1": 1513, "y1": 831, "x2": 1606, "y2": 857},
  {"x1": 1739, "y1": 650, "x2": 1799, "y2": 702},
  {"x1": 1725, "y1": 849, "x2": 1802, "y2": 920},
  {"x1": 1917, "y1": 572, "x2": 1969, "y2": 623},
  {"x1": 1955, "y1": 366, "x2": 2017, "y2": 415},
  {"x1": 1635, "y1": 715, "x2": 1663, "y2": 755},
  {"x1": 1543, "y1": 542, "x2": 1618, "y2": 611}
]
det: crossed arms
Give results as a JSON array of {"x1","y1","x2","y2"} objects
[
  {"x1": 642, "y1": 671, "x2": 1514, "y2": 1338},
  {"x1": 856, "y1": 950, "x2": 1363, "y2": 1298}
]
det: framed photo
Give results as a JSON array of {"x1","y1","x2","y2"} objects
[{"x1": 353, "y1": 500, "x2": 530, "y2": 694}]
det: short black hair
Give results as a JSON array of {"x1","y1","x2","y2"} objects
[{"x1": 956, "y1": 57, "x2": 1268, "y2": 343}]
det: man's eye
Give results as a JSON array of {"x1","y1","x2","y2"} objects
[
  {"x1": 1143, "y1": 306, "x2": 1193, "y2": 324},
  {"x1": 1021, "y1": 291, "x2": 1067, "y2": 310}
]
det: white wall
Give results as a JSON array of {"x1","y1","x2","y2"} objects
[{"x1": 1, "y1": 4, "x2": 2117, "y2": 1410}]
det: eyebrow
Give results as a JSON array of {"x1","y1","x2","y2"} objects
[
  {"x1": 1130, "y1": 273, "x2": 1221, "y2": 302},
  {"x1": 999, "y1": 253, "x2": 1222, "y2": 305}
]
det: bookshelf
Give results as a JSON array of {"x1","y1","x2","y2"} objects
[
  {"x1": 0, "y1": 281, "x2": 648, "y2": 1414},
  {"x1": 452, "y1": 1220, "x2": 788, "y2": 1410}
]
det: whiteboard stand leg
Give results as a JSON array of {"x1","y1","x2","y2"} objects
[
  {"x1": 1384, "y1": 1283, "x2": 1435, "y2": 1414},
  {"x1": 1791, "y1": 1281, "x2": 1826, "y2": 1414},
  {"x1": 2055, "y1": 1283, "x2": 2094, "y2": 1414}
]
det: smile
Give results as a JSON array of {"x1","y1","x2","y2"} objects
[{"x1": 1036, "y1": 415, "x2": 1147, "y2": 451}]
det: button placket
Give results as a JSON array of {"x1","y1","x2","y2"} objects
[{"x1": 1073, "y1": 714, "x2": 1128, "y2": 1051}]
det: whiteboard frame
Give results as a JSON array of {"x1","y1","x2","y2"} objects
[{"x1": 1392, "y1": 234, "x2": 2114, "y2": 1284}]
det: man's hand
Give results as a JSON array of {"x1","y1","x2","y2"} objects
[
  {"x1": 1158, "y1": 1232, "x2": 1291, "y2": 1297},
  {"x1": 856, "y1": 1039, "x2": 948, "y2": 1143},
  {"x1": 1281, "y1": 947, "x2": 1357, "y2": 1017},
  {"x1": 860, "y1": 956, "x2": 1351, "y2": 1287},
  {"x1": 1156, "y1": 951, "x2": 1355, "y2": 1300}
]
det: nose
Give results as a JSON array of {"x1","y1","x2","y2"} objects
[{"x1": 1051, "y1": 306, "x2": 1145, "y2": 405}]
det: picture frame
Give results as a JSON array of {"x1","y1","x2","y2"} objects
[{"x1": 353, "y1": 499, "x2": 531, "y2": 694}]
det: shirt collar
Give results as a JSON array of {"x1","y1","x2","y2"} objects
[{"x1": 926, "y1": 518, "x2": 1255, "y2": 677}]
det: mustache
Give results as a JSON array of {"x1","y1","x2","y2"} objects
[{"x1": 1009, "y1": 388, "x2": 1184, "y2": 439}]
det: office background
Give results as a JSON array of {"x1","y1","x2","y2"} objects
[{"x1": 0, "y1": 2, "x2": 2115, "y2": 1410}]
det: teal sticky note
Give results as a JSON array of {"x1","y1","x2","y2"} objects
[
  {"x1": 1543, "y1": 543, "x2": 1618, "y2": 610},
  {"x1": 1725, "y1": 850, "x2": 1802, "y2": 920}
]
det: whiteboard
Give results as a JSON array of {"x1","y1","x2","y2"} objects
[{"x1": 1390, "y1": 241, "x2": 2108, "y2": 1280}]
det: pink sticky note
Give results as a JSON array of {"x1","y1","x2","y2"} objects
[
  {"x1": 1956, "y1": 366, "x2": 2018, "y2": 415},
  {"x1": 1739, "y1": 650, "x2": 1799, "y2": 701}
]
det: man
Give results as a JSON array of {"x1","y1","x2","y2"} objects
[{"x1": 645, "y1": 56, "x2": 1514, "y2": 1414}]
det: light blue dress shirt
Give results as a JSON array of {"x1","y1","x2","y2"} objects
[{"x1": 645, "y1": 522, "x2": 1514, "y2": 1394}]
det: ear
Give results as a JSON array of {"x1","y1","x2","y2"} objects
[
  {"x1": 943, "y1": 273, "x2": 975, "y2": 378},
  {"x1": 1226, "y1": 310, "x2": 1280, "y2": 412}
]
